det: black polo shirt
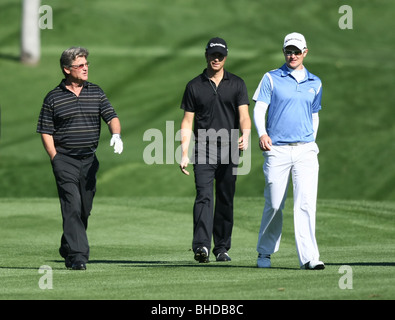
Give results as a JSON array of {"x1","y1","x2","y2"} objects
[
  {"x1": 37, "y1": 80, "x2": 118, "y2": 156},
  {"x1": 181, "y1": 69, "x2": 249, "y2": 141}
]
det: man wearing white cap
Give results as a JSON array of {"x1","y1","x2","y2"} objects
[{"x1": 253, "y1": 32, "x2": 325, "y2": 269}]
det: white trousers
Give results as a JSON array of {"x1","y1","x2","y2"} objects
[{"x1": 257, "y1": 142, "x2": 320, "y2": 266}]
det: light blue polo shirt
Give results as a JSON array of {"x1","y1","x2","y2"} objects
[{"x1": 253, "y1": 64, "x2": 322, "y2": 145}]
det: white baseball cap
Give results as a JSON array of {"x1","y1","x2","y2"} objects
[{"x1": 283, "y1": 32, "x2": 307, "y2": 51}]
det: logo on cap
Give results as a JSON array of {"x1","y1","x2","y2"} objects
[
  {"x1": 210, "y1": 43, "x2": 226, "y2": 49},
  {"x1": 206, "y1": 37, "x2": 228, "y2": 55},
  {"x1": 283, "y1": 32, "x2": 307, "y2": 51}
]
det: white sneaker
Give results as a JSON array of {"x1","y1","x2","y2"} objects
[
  {"x1": 302, "y1": 260, "x2": 325, "y2": 270},
  {"x1": 257, "y1": 254, "x2": 271, "y2": 268}
]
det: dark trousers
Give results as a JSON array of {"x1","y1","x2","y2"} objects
[
  {"x1": 51, "y1": 153, "x2": 99, "y2": 263},
  {"x1": 192, "y1": 143, "x2": 238, "y2": 257}
]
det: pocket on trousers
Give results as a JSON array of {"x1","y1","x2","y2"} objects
[{"x1": 51, "y1": 153, "x2": 60, "y2": 163}]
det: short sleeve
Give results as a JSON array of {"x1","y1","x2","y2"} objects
[{"x1": 252, "y1": 73, "x2": 273, "y2": 105}]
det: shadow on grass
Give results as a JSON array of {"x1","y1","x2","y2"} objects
[
  {"x1": 47, "y1": 259, "x2": 259, "y2": 269},
  {"x1": 94, "y1": 260, "x2": 258, "y2": 269},
  {"x1": 0, "y1": 53, "x2": 20, "y2": 62},
  {"x1": 85, "y1": 260, "x2": 395, "y2": 268},
  {"x1": 326, "y1": 262, "x2": 395, "y2": 267},
  {"x1": 2, "y1": 261, "x2": 392, "y2": 271},
  {"x1": 52, "y1": 259, "x2": 395, "y2": 269},
  {"x1": 68, "y1": 259, "x2": 299, "y2": 270},
  {"x1": 0, "y1": 266, "x2": 66, "y2": 271}
]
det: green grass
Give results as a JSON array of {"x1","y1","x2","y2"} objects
[
  {"x1": 0, "y1": 197, "x2": 394, "y2": 300},
  {"x1": 0, "y1": 0, "x2": 395, "y2": 201},
  {"x1": 0, "y1": 0, "x2": 394, "y2": 304}
]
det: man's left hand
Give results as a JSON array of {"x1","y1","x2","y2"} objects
[{"x1": 110, "y1": 134, "x2": 123, "y2": 154}]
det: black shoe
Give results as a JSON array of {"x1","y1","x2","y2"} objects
[
  {"x1": 216, "y1": 252, "x2": 231, "y2": 262},
  {"x1": 71, "y1": 261, "x2": 87, "y2": 270},
  {"x1": 194, "y1": 247, "x2": 209, "y2": 263}
]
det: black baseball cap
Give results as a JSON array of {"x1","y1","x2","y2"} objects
[{"x1": 205, "y1": 37, "x2": 228, "y2": 56}]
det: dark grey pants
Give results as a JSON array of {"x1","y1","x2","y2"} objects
[
  {"x1": 51, "y1": 153, "x2": 99, "y2": 264},
  {"x1": 192, "y1": 143, "x2": 239, "y2": 257}
]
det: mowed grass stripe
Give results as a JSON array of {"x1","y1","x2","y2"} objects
[{"x1": 0, "y1": 197, "x2": 394, "y2": 300}]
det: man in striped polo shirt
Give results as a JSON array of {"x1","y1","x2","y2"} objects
[{"x1": 37, "y1": 47, "x2": 123, "y2": 270}]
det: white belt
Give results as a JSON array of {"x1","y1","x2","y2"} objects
[{"x1": 287, "y1": 142, "x2": 307, "y2": 146}]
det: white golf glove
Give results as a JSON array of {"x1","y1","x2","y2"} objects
[{"x1": 110, "y1": 134, "x2": 123, "y2": 154}]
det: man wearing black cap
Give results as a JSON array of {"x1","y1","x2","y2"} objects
[{"x1": 179, "y1": 37, "x2": 251, "y2": 263}]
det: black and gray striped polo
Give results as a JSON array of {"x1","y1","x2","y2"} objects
[{"x1": 37, "y1": 80, "x2": 118, "y2": 156}]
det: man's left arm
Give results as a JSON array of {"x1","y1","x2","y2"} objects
[
  {"x1": 312, "y1": 112, "x2": 319, "y2": 140},
  {"x1": 238, "y1": 104, "x2": 251, "y2": 150},
  {"x1": 312, "y1": 81, "x2": 322, "y2": 141},
  {"x1": 108, "y1": 117, "x2": 123, "y2": 154}
]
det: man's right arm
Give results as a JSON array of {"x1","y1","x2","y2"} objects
[
  {"x1": 180, "y1": 111, "x2": 194, "y2": 175},
  {"x1": 40, "y1": 133, "x2": 57, "y2": 160},
  {"x1": 253, "y1": 101, "x2": 272, "y2": 151}
]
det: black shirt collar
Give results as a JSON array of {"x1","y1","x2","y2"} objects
[
  {"x1": 59, "y1": 79, "x2": 90, "y2": 90},
  {"x1": 202, "y1": 68, "x2": 229, "y2": 81}
]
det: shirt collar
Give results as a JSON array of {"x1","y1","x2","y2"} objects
[
  {"x1": 59, "y1": 79, "x2": 89, "y2": 90},
  {"x1": 280, "y1": 63, "x2": 314, "y2": 80},
  {"x1": 202, "y1": 68, "x2": 229, "y2": 81}
]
